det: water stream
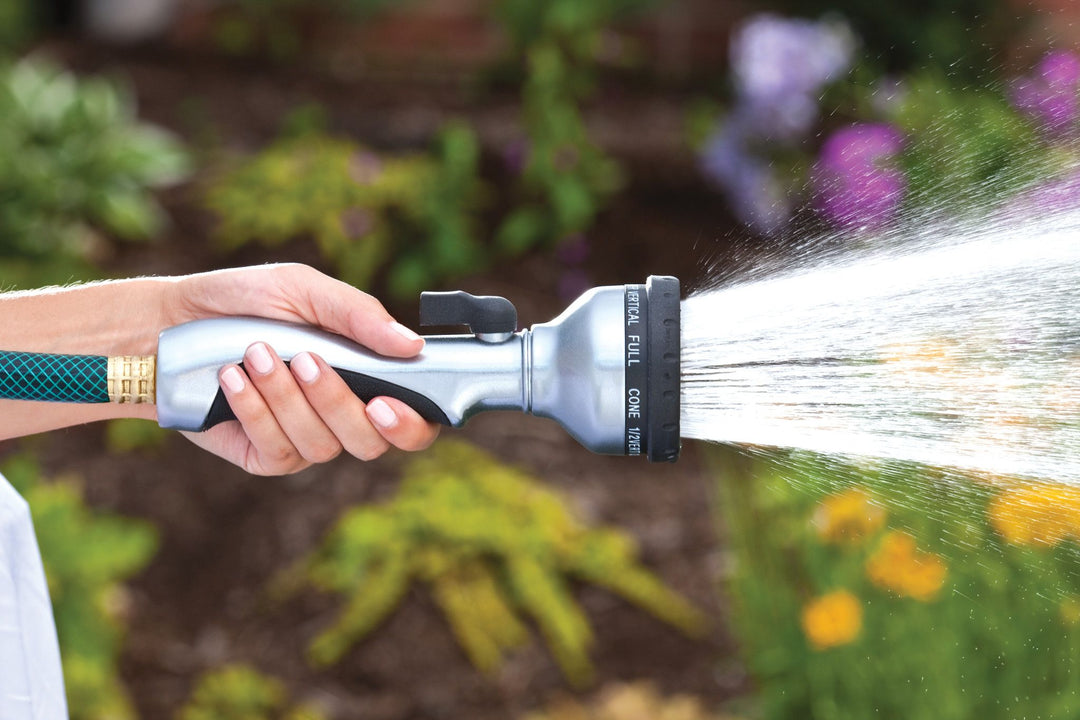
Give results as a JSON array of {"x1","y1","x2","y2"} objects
[{"x1": 680, "y1": 205, "x2": 1080, "y2": 483}]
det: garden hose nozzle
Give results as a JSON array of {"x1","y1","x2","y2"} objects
[{"x1": 0, "y1": 277, "x2": 681, "y2": 461}]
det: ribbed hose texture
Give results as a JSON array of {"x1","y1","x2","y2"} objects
[{"x1": 0, "y1": 352, "x2": 109, "y2": 403}]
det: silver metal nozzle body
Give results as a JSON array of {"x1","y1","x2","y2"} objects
[{"x1": 529, "y1": 285, "x2": 625, "y2": 454}]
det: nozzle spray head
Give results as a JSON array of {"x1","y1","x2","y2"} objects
[
  {"x1": 520, "y1": 275, "x2": 681, "y2": 461},
  {"x1": 157, "y1": 276, "x2": 681, "y2": 461}
]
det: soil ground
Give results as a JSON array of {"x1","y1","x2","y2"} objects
[{"x1": 9, "y1": 39, "x2": 754, "y2": 719}]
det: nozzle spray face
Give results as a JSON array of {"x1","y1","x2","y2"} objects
[{"x1": 641, "y1": 276, "x2": 681, "y2": 462}]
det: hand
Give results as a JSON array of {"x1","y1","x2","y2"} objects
[{"x1": 163, "y1": 264, "x2": 440, "y2": 475}]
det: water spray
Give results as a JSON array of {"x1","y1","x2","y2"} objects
[{"x1": 0, "y1": 276, "x2": 681, "y2": 462}]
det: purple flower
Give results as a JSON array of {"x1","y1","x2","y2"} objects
[
  {"x1": 1011, "y1": 50, "x2": 1080, "y2": 136},
  {"x1": 730, "y1": 14, "x2": 856, "y2": 140},
  {"x1": 700, "y1": 120, "x2": 794, "y2": 235},
  {"x1": 813, "y1": 123, "x2": 906, "y2": 230},
  {"x1": 698, "y1": 13, "x2": 856, "y2": 235},
  {"x1": 502, "y1": 138, "x2": 531, "y2": 176}
]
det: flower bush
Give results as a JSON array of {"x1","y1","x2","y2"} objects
[
  {"x1": 698, "y1": 14, "x2": 855, "y2": 234},
  {"x1": 696, "y1": 12, "x2": 1070, "y2": 237},
  {"x1": 206, "y1": 121, "x2": 483, "y2": 297},
  {"x1": 712, "y1": 447, "x2": 1080, "y2": 720}
]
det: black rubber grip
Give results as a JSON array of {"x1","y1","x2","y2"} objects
[
  {"x1": 645, "y1": 276, "x2": 681, "y2": 463},
  {"x1": 201, "y1": 363, "x2": 452, "y2": 430}
]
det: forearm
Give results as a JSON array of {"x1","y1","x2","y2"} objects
[{"x1": 0, "y1": 277, "x2": 178, "y2": 438}]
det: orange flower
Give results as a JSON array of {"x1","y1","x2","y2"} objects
[
  {"x1": 801, "y1": 590, "x2": 862, "y2": 650},
  {"x1": 988, "y1": 483, "x2": 1080, "y2": 548},
  {"x1": 866, "y1": 531, "x2": 947, "y2": 602},
  {"x1": 813, "y1": 487, "x2": 886, "y2": 545}
]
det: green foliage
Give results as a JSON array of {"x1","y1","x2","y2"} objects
[
  {"x1": 883, "y1": 72, "x2": 1054, "y2": 211},
  {"x1": 0, "y1": 58, "x2": 191, "y2": 289},
  {"x1": 0, "y1": 0, "x2": 35, "y2": 54},
  {"x1": 206, "y1": 121, "x2": 484, "y2": 297},
  {"x1": 522, "y1": 680, "x2": 735, "y2": 720},
  {"x1": 281, "y1": 440, "x2": 708, "y2": 686},
  {"x1": 494, "y1": 0, "x2": 655, "y2": 252},
  {"x1": 212, "y1": 0, "x2": 410, "y2": 59},
  {"x1": 711, "y1": 446, "x2": 1080, "y2": 720},
  {"x1": 2, "y1": 453, "x2": 158, "y2": 720},
  {"x1": 773, "y1": 0, "x2": 1022, "y2": 80},
  {"x1": 177, "y1": 664, "x2": 325, "y2": 720}
]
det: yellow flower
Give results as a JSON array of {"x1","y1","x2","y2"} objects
[
  {"x1": 866, "y1": 531, "x2": 947, "y2": 602},
  {"x1": 813, "y1": 487, "x2": 886, "y2": 545},
  {"x1": 1060, "y1": 596, "x2": 1080, "y2": 628},
  {"x1": 801, "y1": 590, "x2": 862, "y2": 650},
  {"x1": 987, "y1": 483, "x2": 1080, "y2": 548}
]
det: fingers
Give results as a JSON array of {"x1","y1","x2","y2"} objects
[
  {"x1": 288, "y1": 351, "x2": 391, "y2": 461},
  {"x1": 216, "y1": 344, "x2": 438, "y2": 474},
  {"x1": 291, "y1": 352, "x2": 440, "y2": 455},
  {"x1": 217, "y1": 362, "x2": 311, "y2": 476},
  {"x1": 242, "y1": 343, "x2": 343, "y2": 465},
  {"x1": 364, "y1": 396, "x2": 441, "y2": 452}
]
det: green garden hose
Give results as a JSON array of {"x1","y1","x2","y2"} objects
[{"x1": 0, "y1": 351, "x2": 155, "y2": 404}]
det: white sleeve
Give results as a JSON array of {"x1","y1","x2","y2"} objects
[{"x1": 0, "y1": 472, "x2": 69, "y2": 720}]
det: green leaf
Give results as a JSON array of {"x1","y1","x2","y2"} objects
[
  {"x1": 93, "y1": 189, "x2": 162, "y2": 240},
  {"x1": 497, "y1": 207, "x2": 548, "y2": 254}
]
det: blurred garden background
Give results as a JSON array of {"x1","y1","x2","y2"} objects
[{"x1": 3, "y1": 0, "x2": 1080, "y2": 718}]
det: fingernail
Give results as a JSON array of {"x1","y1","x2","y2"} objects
[
  {"x1": 367, "y1": 398, "x2": 398, "y2": 429},
  {"x1": 247, "y1": 342, "x2": 274, "y2": 375},
  {"x1": 221, "y1": 366, "x2": 245, "y2": 393},
  {"x1": 390, "y1": 321, "x2": 423, "y2": 344},
  {"x1": 292, "y1": 352, "x2": 320, "y2": 383}
]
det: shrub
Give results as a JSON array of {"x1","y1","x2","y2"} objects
[
  {"x1": 0, "y1": 58, "x2": 190, "y2": 289},
  {"x1": 2, "y1": 453, "x2": 158, "y2": 720},
  {"x1": 211, "y1": 0, "x2": 408, "y2": 59},
  {"x1": 711, "y1": 447, "x2": 1080, "y2": 720},
  {"x1": 494, "y1": 0, "x2": 655, "y2": 253},
  {"x1": 206, "y1": 122, "x2": 484, "y2": 297},
  {"x1": 177, "y1": 664, "x2": 324, "y2": 720},
  {"x1": 278, "y1": 440, "x2": 708, "y2": 686}
]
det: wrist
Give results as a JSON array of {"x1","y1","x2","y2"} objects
[{"x1": 0, "y1": 276, "x2": 176, "y2": 356}]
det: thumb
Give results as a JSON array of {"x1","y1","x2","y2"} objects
[{"x1": 278, "y1": 265, "x2": 426, "y2": 358}]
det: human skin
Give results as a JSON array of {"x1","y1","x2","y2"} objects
[{"x1": 0, "y1": 263, "x2": 439, "y2": 475}]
